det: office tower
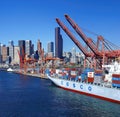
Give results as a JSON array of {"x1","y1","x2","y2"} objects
[
  {"x1": 37, "y1": 39, "x2": 43, "y2": 59},
  {"x1": 1, "y1": 45, "x2": 8, "y2": 63},
  {"x1": 47, "y1": 42, "x2": 54, "y2": 58},
  {"x1": 18, "y1": 40, "x2": 25, "y2": 59},
  {"x1": 37, "y1": 39, "x2": 42, "y2": 55},
  {"x1": 55, "y1": 27, "x2": 63, "y2": 59},
  {"x1": 14, "y1": 46, "x2": 20, "y2": 64},
  {"x1": 8, "y1": 40, "x2": 14, "y2": 63},
  {"x1": 31, "y1": 44, "x2": 34, "y2": 55},
  {"x1": 0, "y1": 43, "x2": 2, "y2": 63},
  {"x1": 47, "y1": 42, "x2": 54, "y2": 53},
  {"x1": 25, "y1": 40, "x2": 32, "y2": 56},
  {"x1": 0, "y1": 43, "x2": 1, "y2": 55},
  {"x1": 71, "y1": 47, "x2": 77, "y2": 63},
  {"x1": 9, "y1": 40, "x2": 14, "y2": 46}
]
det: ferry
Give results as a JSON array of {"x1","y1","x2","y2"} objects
[{"x1": 46, "y1": 62, "x2": 120, "y2": 104}]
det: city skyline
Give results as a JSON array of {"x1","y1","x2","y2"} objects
[
  {"x1": 0, "y1": 38, "x2": 83, "y2": 64},
  {"x1": 0, "y1": 0, "x2": 120, "y2": 52}
]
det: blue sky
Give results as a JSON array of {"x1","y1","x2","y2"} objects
[{"x1": 0, "y1": 0, "x2": 120, "y2": 52}]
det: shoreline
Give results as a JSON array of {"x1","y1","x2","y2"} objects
[
  {"x1": 2, "y1": 68, "x2": 48, "y2": 79},
  {"x1": 15, "y1": 71, "x2": 48, "y2": 79}
]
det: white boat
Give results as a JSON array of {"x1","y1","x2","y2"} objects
[
  {"x1": 47, "y1": 62, "x2": 120, "y2": 104},
  {"x1": 7, "y1": 68, "x2": 14, "y2": 72}
]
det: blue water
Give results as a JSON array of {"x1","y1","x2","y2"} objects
[{"x1": 0, "y1": 71, "x2": 120, "y2": 117}]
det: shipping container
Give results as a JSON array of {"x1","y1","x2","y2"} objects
[
  {"x1": 87, "y1": 72, "x2": 94, "y2": 77},
  {"x1": 88, "y1": 77, "x2": 94, "y2": 83},
  {"x1": 112, "y1": 83, "x2": 120, "y2": 88},
  {"x1": 94, "y1": 73, "x2": 103, "y2": 84},
  {"x1": 112, "y1": 74, "x2": 120, "y2": 78},
  {"x1": 112, "y1": 75, "x2": 120, "y2": 87}
]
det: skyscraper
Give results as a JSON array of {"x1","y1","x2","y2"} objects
[
  {"x1": 0, "y1": 43, "x2": 1, "y2": 55},
  {"x1": 47, "y1": 42, "x2": 54, "y2": 58},
  {"x1": 55, "y1": 27, "x2": 63, "y2": 59},
  {"x1": 25, "y1": 40, "x2": 32, "y2": 56},
  {"x1": 1, "y1": 45, "x2": 8, "y2": 63},
  {"x1": 0, "y1": 43, "x2": 2, "y2": 63},
  {"x1": 47, "y1": 42, "x2": 54, "y2": 53},
  {"x1": 9, "y1": 40, "x2": 14, "y2": 46},
  {"x1": 14, "y1": 46, "x2": 20, "y2": 64},
  {"x1": 8, "y1": 40, "x2": 14, "y2": 63},
  {"x1": 71, "y1": 47, "x2": 77, "y2": 63},
  {"x1": 31, "y1": 44, "x2": 34, "y2": 55},
  {"x1": 37, "y1": 39, "x2": 42, "y2": 56},
  {"x1": 18, "y1": 40, "x2": 25, "y2": 59}
]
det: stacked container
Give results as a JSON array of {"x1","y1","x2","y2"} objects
[
  {"x1": 112, "y1": 74, "x2": 120, "y2": 88},
  {"x1": 87, "y1": 72, "x2": 94, "y2": 83},
  {"x1": 94, "y1": 73, "x2": 103, "y2": 84},
  {"x1": 70, "y1": 70, "x2": 77, "y2": 78},
  {"x1": 62, "y1": 70, "x2": 69, "y2": 79},
  {"x1": 94, "y1": 70, "x2": 103, "y2": 84},
  {"x1": 81, "y1": 68, "x2": 94, "y2": 82}
]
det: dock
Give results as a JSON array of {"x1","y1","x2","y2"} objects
[{"x1": 13, "y1": 70, "x2": 48, "y2": 79}]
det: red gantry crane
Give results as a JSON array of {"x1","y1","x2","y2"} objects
[
  {"x1": 56, "y1": 14, "x2": 120, "y2": 69},
  {"x1": 64, "y1": 14, "x2": 101, "y2": 57},
  {"x1": 56, "y1": 18, "x2": 94, "y2": 68}
]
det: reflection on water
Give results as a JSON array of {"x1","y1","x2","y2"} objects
[{"x1": 49, "y1": 84, "x2": 120, "y2": 117}]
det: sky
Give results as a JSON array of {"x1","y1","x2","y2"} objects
[{"x1": 0, "y1": 0, "x2": 120, "y2": 52}]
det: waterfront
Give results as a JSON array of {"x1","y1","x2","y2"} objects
[{"x1": 0, "y1": 71, "x2": 120, "y2": 117}]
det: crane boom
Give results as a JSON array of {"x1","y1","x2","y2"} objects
[
  {"x1": 56, "y1": 14, "x2": 120, "y2": 68},
  {"x1": 64, "y1": 14, "x2": 100, "y2": 56},
  {"x1": 56, "y1": 18, "x2": 92, "y2": 57}
]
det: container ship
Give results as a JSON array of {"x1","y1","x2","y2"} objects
[{"x1": 46, "y1": 62, "x2": 120, "y2": 104}]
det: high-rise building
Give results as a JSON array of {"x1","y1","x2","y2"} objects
[
  {"x1": 1, "y1": 45, "x2": 8, "y2": 63},
  {"x1": 47, "y1": 42, "x2": 54, "y2": 58},
  {"x1": 0, "y1": 43, "x2": 2, "y2": 63},
  {"x1": 71, "y1": 47, "x2": 77, "y2": 63},
  {"x1": 8, "y1": 40, "x2": 14, "y2": 63},
  {"x1": 0, "y1": 43, "x2": 1, "y2": 55},
  {"x1": 31, "y1": 44, "x2": 34, "y2": 55},
  {"x1": 0, "y1": 43, "x2": 9, "y2": 63},
  {"x1": 14, "y1": 46, "x2": 20, "y2": 64},
  {"x1": 37, "y1": 39, "x2": 42, "y2": 56},
  {"x1": 18, "y1": 40, "x2": 25, "y2": 59},
  {"x1": 9, "y1": 40, "x2": 14, "y2": 46},
  {"x1": 25, "y1": 40, "x2": 32, "y2": 56},
  {"x1": 47, "y1": 42, "x2": 54, "y2": 53},
  {"x1": 55, "y1": 27, "x2": 63, "y2": 59}
]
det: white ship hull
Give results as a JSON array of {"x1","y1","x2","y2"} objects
[{"x1": 47, "y1": 75, "x2": 120, "y2": 104}]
